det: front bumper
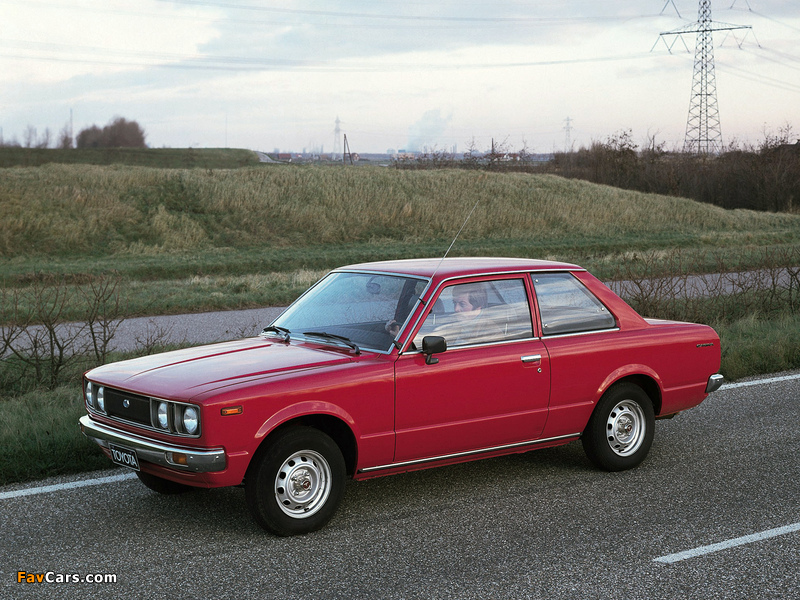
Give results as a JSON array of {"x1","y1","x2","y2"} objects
[
  {"x1": 79, "y1": 415, "x2": 226, "y2": 473},
  {"x1": 706, "y1": 374, "x2": 724, "y2": 394}
]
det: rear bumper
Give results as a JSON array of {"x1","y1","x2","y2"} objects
[
  {"x1": 706, "y1": 374, "x2": 724, "y2": 394},
  {"x1": 79, "y1": 415, "x2": 226, "y2": 473}
]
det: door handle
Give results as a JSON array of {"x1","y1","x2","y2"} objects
[{"x1": 521, "y1": 354, "x2": 542, "y2": 364}]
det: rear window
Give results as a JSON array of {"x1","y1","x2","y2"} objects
[{"x1": 532, "y1": 273, "x2": 616, "y2": 335}]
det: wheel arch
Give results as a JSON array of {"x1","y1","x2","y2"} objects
[
  {"x1": 252, "y1": 414, "x2": 358, "y2": 478},
  {"x1": 601, "y1": 373, "x2": 662, "y2": 416}
]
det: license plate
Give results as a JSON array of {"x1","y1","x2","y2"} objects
[{"x1": 109, "y1": 444, "x2": 140, "y2": 471}]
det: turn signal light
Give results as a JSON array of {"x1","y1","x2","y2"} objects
[
  {"x1": 167, "y1": 452, "x2": 188, "y2": 466},
  {"x1": 221, "y1": 406, "x2": 243, "y2": 416}
]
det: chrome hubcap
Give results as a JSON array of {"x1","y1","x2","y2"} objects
[
  {"x1": 605, "y1": 400, "x2": 645, "y2": 456},
  {"x1": 275, "y1": 450, "x2": 331, "y2": 519}
]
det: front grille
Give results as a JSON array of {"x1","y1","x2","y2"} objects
[{"x1": 104, "y1": 388, "x2": 151, "y2": 428}]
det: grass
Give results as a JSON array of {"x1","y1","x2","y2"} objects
[
  {"x1": 1, "y1": 164, "x2": 798, "y2": 259},
  {"x1": 0, "y1": 147, "x2": 260, "y2": 169},
  {"x1": 0, "y1": 385, "x2": 111, "y2": 485},
  {"x1": 1, "y1": 164, "x2": 799, "y2": 322},
  {"x1": 716, "y1": 313, "x2": 800, "y2": 381}
]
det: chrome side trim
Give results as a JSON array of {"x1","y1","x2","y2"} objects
[
  {"x1": 79, "y1": 415, "x2": 226, "y2": 473},
  {"x1": 400, "y1": 335, "x2": 537, "y2": 355},
  {"x1": 358, "y1": 433, "x2": 580, "y2": 474},
  {"x1": 706, "y1": 374, "x2": 724, "y2": 393},
  {"x1": 542, "y1": 327, "x2": 620, "y2": 339}
]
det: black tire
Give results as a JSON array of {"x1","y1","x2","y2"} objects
[
  {"x1": 245, "y1": 426, "x2": 346, "y2": 536},
  {"x1": 136, "y1": 470, "x2": 194, "y2": 494},
  {"x1": 582, "y1": 383, "x2": 655, "y2": 472}
]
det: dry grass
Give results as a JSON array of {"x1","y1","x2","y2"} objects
[{"x1": 1, "y1": 164, "x2": 798, "y2": 258}]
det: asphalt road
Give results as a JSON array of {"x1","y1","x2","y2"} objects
[
  {"x1": 2, "y1": 372, "x2": 798, "y2": 600},
  {"x1": 1, "y1": 306, "x2": 287, "y2": 357}
]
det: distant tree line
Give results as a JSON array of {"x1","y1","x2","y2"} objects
[
  {"x1": 76, "y1": 117, "x2": 147, "y2": 149},
  {"x1": 543, "y1": 126, "x2": 800, "y2": 213},
  {"x1": 395, "y1": 125, "x2": 800, "y2": 213},
  {"x1": 1, "y1": 117, "x2": 147, "y2": 149}
]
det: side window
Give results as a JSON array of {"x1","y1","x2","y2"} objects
[
  {"x1": 532, "y1": 273, "x2": 616, "y2": 336},
  {"x1": 413, "y1": 279, "x2": 533, "y2": 348}
]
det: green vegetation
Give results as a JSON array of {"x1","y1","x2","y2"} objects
[
  {"x1": 1, "y1": 163, "x2": 797, "y2": 257},
  {"x1": 2, "y1": 162, "x2": 800, "y2": 484},
  {"x1": 0, "y1": 386, "x2": 111, "y2": 484},
  {"x1": 2, "y1": 163, "x2": 799, "y2": 319},
  {"x1": 717, "y1": 314, "x2": 800, "y2": 382},
  {"x1": 0, "y1": 147, "x2": 260, "y2": 169}
]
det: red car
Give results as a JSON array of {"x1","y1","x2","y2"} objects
[{"x1": 80, "y1": 257, "x2": 723, "y2": 536}]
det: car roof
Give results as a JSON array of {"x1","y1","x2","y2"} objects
[{"x1": 337, "y1": 257, "x2": 582, "y2": 281}]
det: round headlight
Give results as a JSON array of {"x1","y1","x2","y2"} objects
[
  {"x1": 96, "y1": 387, "x2": 105, "y2": 412},
  {"x1": 182, "y1": 406, "x2": 199, "y2": 435},
  {"x1": 85, "y1": 382, "x2": 94, "y2": 407},
  {"x1": 157, "y1": 402, "x2": 169, "y2": 429}
]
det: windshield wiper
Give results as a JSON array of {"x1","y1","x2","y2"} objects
[
  {"x1": 261, "y1": 325, "x2": 291, "y2": 342},
  {"x1": 302, "y1": 331, "x2": 361, "y2": 355}
]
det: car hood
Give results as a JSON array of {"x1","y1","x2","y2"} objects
[{"x1": 87, "y1": 337, "x2": 353, "y2": 399}]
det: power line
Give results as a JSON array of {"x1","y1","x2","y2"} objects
[
  {"x1": 156, "y1": 0, "x2": 658, "y2": 25},
  {"x1": 0, "y1": 39, "x2": 655, "y2": 73}
]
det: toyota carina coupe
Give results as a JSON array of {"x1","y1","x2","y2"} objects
[{"x1": 80, "y1": 257, "x2": 723, "y2": 536}]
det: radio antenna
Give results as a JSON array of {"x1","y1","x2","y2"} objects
[
  {"x1": 391, "y1": 195, "x2": 481, "y2": 351},
  {"x1": 430, "y1": 196, "x2": 481, "y2": 282}
]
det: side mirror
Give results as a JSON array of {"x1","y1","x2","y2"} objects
[{"x1": 422, "y1": 336, "x2": 447, "y2": 365}]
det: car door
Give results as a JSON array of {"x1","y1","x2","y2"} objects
[
  {"x1": 530, "y1": 272, "x2": 622, "y2": 438},
  {"x1": 393, "y1": 276, "x2": 551, "y2": 463}
]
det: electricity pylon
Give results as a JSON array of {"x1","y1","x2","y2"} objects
[
  {"x1": 656, "y1": 0, "x2": 752, "y2": 154},
  {"x1": 563, "y1": 116, "x2": 573, "y2": 152},
  {"x1": 332, "y1": 116, "x2": 342, "y2": 161}
]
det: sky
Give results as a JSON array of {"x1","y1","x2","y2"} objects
[{"x1": 1, "y1": 0, "x2": 799, "y2": 155}]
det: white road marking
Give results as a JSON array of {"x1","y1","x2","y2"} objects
[
  {"x1": 723, "y1": 372, "x2": 800, "y2": 389},
  {"x1": 654, "y1": 523, "x2": 800, "y2": 564},
  {"x1": 0, "y1": 472, "x2": 137, "y2": 500}
]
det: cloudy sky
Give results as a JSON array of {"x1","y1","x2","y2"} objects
[{"x1": 1, "y1": 0, "x2": 798, "y2": 154}]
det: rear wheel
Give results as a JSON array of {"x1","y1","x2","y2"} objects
[
  {"x1": 582, "y1": 383, "x2": 655, "y2": 471},
  {"x1": 245, "y1": 426, "x2": 345, "y2": 536}
]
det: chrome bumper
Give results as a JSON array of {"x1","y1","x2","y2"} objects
[
  {"x1": 706, "y1": 374, "x2": 724, "y2": 393},
  {"x1": 79, "y1": 415, "x2": 226, "y2": 473}
]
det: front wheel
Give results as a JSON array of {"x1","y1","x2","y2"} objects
[
  {"x1": 245, "y1": 427, "x2": 345, "y2": 536},
  {"x1": 582, "y1": 383, "x2": 655, "y2": 471}
]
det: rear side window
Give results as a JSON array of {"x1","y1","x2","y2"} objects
[{"x1": 532, "y1": 273, "x2": 616, "y2": 336}]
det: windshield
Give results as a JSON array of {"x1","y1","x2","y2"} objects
[{"x1": 272, "y1": 271, "x2": 428, "y2": 352}]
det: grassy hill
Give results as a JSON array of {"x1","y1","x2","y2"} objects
[
  {"x1": 0, "y1": 147, "x2": 260, "y2": 169},
  {"x1": 1, "y1": 162, "x2": 798, "y2": 319},
  {"x1": 1, "y1": 163, "x2": 797, "y2": 259}
]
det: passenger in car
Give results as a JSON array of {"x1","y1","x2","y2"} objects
[{"x1": 447, "y1": 283, "x2": 504, "y2": 346}]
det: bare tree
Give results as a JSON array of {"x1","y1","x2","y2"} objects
[
  {"x1": 58, "y1": 123, "x2": 73, "y2": 149},
  {"x1": 23, "y1": 125, "x2": 37, "y2": 148},
  {"x1": 0, "y1": 273, "x2": 126, "y2": 389},
  {"x1": 36, "y1": 127, "x2": 52, "y2": 149}
]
